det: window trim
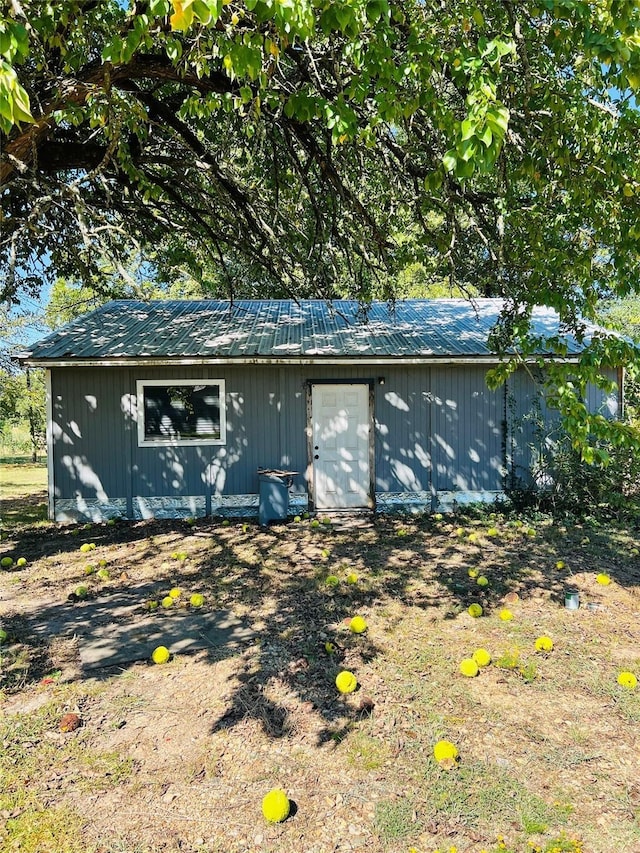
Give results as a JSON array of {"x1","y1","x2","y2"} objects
[{"x1": 136, "y1": 379, "x2": 226, "y2": 447}]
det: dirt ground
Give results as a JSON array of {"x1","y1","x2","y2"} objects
[{"x1": 1, "y1": 505, "x2": 639, "y2": 853}]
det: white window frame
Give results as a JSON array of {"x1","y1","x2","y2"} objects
[{"x1": 136, "y1": 379, "x2": 226, "y2": 447}]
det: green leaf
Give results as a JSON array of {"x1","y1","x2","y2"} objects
[
  {"x1": 164, "y1": 36, "x2": 183, "y2": 61},
  {"x1": 455, "y1": 158, "x2": 475, "y2": 178},
  {"x1": 0, "y1": 59, "x2": 34, "y2": 128},
  {"x1": 102, "y1": 36, "x2": 124, "y2": 63},
  {"x1": 442, "y1": 150, "x2": 457, "y2": 172},
  {"x1": 149, "y1": 0, "x2": 171, "y2": 15},
  {"x1": 335, "y1": 5, "x2": 355, "y2": 33},
  {"x1": 122, "y1": 30, "x2": 142, "y2": 64},
  {"x1": 477, "y1": 124, "x2": 493, "y2": 147},
  {"x1": 192, "y1": 0, "x2": 213, "y2": 25},
  {"x1": 460, "y1": 118, "x2": 475, "y2": 141},
  {"x1": 457, "y1": 137, "x2": 478, "y2": 162},
  {"x1": 486, "y1": 104, "x2": 510, "y2": 136}
]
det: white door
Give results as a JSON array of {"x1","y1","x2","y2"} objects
[{"x1": 311, "y1": 383, "x2": 371, "y2": 509}]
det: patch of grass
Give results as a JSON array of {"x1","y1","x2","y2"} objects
[
  {"x1": 3, "y1": 805, "x2": 87, "y2": 853},
  {"x1": 374, "y1": 797, "x2": 416, "y2": 843},
  {"x1": 0, "y1": 643, "x2": 35, "y2": 693},
  {"x1": 68, "y1": 746, "x2": 135, "y2": 792},
  {"x1": 519, "y1": 660, "x2": 539, "y2": 684},
  {"x1": 0, "y1": 459, "x2": 47, "y2": 485},
  {"x1": 0, "y1": 461, "x2": 48, "y2": 526},
  {"x1": 0, "y1": 704, "x2": 60, "y2": 787},
  {"x1": 477, "y1": 834, "x2": 584, "y2": 853},
  {"x1": 346, "y1": 732, "x2": 391, "y2": 770},
  {"x1": 0, "y1": 615, "x2": 54, "y2": 692},
  {"x1": 0, "y1": 718, "x2": 132, "y2": 850},
  {"x1": 422, "y1": 758, "x2": 560, "y2": 835}
]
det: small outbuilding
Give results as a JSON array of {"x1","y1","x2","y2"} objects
[{"x1": 19, "y1": 299, "x2": 621, "y2": 522}]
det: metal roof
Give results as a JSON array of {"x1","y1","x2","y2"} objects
[{"x1": 19, "y1": 299, "x2": 601, "y2": 366}]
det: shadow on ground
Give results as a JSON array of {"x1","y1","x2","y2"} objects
[{"x1": 1, "y1": 510, "x2": 638, "y2": 743}]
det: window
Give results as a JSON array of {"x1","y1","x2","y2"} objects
[{"x1": 136, "y1": 380, "x2": 226, "y2": 446}]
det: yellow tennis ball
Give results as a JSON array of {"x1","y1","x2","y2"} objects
[
  {"x1": 535, "y1": 636, "x2": 554, "y2": 652},
  {"x1": 617, "y1": 671, "x2": 637, "y2": 689},
  {"x1": 433, "y1": 740, "x2": 458, "y2": 763},
  {"x1": 468, "y1": 603, "x2": 483, "y2": 618},
  {"x1": 325, "y1": 575, "x2": 340, "y2": 587},
  {"x1": 596, "y1": 573, "x2": 611, "y2": 585},
  {"x1": 468, "y1": 568, "x2": 479, "y2": 578},
  {"x1": 335, "y1": 670, "x2": 357, "y2": 693},
  {"x1": 499, "y1": 609, "x2": 514, "y2": 621},
  {"x1": 161, "y1": 596, "x2": 174, "y2": 608},
  {"x1": 346, "y1": 573, "x2": 358, "y2": 584},
  {"x1": 556, "y1": 560, "x2": 566, "y2": 569},
  {"x1": 460, "y1": 658, "x2": 479, "y2": 677},
  {"x1": 476, "y1": 575, "x2": 489, "y2": 587},
  {"x1": 472, "y1": 648, "x2": 491, "y2": 667},
  {"x1": 261, "y1": 788, "x2": 290, "y2": 823},
  {"x1": 169, "y1": 587, "x2": 182, "y2": 599},
  {"x1": 190, "y1": 593, "x2": 204, "y2": 607},
  {"x1": 349, "y1": 616, "x2": 367, "y2": 634},
  {"x1": 152, "y1": 646, "x2": 170, "y2": 664}
]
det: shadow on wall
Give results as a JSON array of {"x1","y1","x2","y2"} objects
[
  {"x1": 375, "y1": 385, "x2": 504, "y2": 497},
  {"x1": 53, "y1": 373, "x2": 507, "y2": 520}
]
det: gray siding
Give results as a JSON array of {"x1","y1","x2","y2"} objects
[
  {"x1": 429, "y1": 366, "x2": 504, "y2": 494},
  {"x1": 50, "y1": 368, "x2": 131, "y2": 504},
  {"x1": 505, "y1": 367, "x2": 620, "y2": 488},
  {"x1": 48, "y1": 362, "x2": 621, "y2": 519}
]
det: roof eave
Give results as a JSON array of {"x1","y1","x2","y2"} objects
[{"x1": 18, "y1": 354, "x2": 583, "y2": 368}]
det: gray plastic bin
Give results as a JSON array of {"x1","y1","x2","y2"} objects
[{"x1": 258, "y1": 469, "x2": 297, "y2": 525}]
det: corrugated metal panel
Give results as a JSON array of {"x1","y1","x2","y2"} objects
[
  {"x1": 585, "y1": 369, "x2": 620, "y2": 418},
  {"x1": 51, "y1": 368, "x2": 131, "y2": 501},
  {"x1": 430, "y1": 366, "x2": 504, "y2": 493},
  {"x1": 48, "y1": 359, "x2": 620, "y2": 519},
  {"x1": 506, "y1": 367, "x2": 620, "y2": 488},
  {"x1": 23, "y1": 299, "x2": 602, "y2": 362},
  {"x1": 373, "y1": 367, "x2": 431, "y2": 494}
]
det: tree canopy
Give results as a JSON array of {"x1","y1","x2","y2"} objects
[
  {"x1": 3, "y1": 1, "x2": 640, "y2": 306},
  {"x1": 2, "y1": 0, "x2": 640, "y2": 454}
]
